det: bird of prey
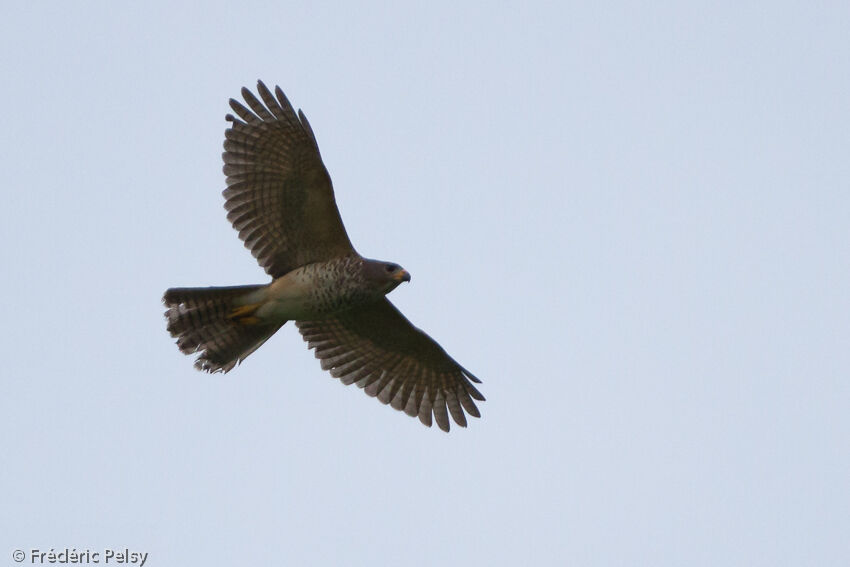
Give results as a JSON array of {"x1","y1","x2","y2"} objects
[{"x1": 163, "y1": 81, "x2": 484, "y2": 431}]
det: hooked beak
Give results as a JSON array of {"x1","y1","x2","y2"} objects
[{"x1": 393, "y1": 269, "x2": 411, "y2": 283}]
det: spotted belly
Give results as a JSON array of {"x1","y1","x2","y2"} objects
[{"x1": 249, "y1": 258, "x2": 373, "y2": 321}]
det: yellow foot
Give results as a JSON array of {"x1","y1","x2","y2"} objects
[{"x1": 227, "y1": 303, "x2": 262, "y2": 324}]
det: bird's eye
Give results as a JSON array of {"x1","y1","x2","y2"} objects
[{"x1": 386, "y1": 264, "x2": 396, "y2": 272}]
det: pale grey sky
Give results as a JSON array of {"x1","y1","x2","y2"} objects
[{"x1": 2, "y1": 2, "x2": 848, "y2": 566}]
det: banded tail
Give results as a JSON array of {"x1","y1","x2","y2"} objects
[{"x1": 163, "y1": 285, "x2": 284, "y2": 373}]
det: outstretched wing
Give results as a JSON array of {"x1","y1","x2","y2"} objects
[
  {"x1": 296, "y1": 299, "x2": 485, "y2": 432},
  {"x1": 223, "y1": 81, "x2": 355, "y2": 278}
]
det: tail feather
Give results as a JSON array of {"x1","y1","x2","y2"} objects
[{"x1": 163, "y1": 285, "x2": 284, "y2": 373}]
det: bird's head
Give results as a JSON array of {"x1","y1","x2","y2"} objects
[{"x1": 362, "y1": 259, "x2": 411, "y2": 295}]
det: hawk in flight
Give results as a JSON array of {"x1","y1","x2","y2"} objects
[{"x1": 163, "y1": 81, "x2": 484, "y2": 431}]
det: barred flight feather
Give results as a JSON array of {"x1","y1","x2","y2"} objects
[
  {"x1": 163, "y1": 285, "x2": 284, "y2": 374},
  {"x1": 295, "y1": 299, "x2": 484, "y2": 432}
]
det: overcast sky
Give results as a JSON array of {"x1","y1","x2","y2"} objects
[{"x1": 2, "y1": 2, "x2": 848, "y2": 566}]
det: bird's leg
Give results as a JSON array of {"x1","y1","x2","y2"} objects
[{"x1": 227, "y1": 303, "x2": 263, "y2": 325}]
